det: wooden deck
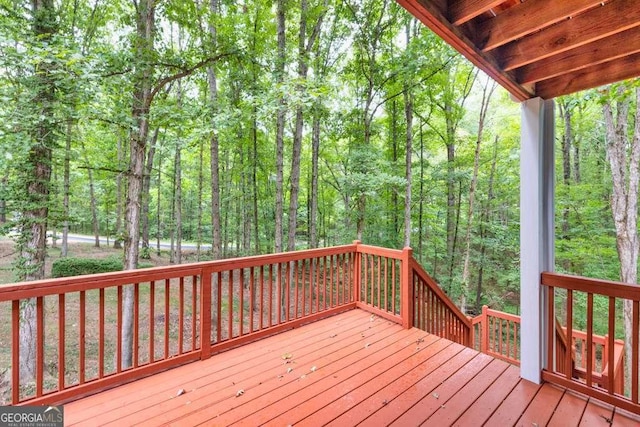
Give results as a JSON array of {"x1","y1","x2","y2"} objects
[{"x1": 64, "y1": 309, "x2": 640, "y2": 426}]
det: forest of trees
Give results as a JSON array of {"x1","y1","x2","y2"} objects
[{"x1": 1, "y1": 0, "x2": 638, "y2": 322}]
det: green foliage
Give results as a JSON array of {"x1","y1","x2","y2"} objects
[{"x1": 51, "y1": 256, "x2": 123, "y2": 278}]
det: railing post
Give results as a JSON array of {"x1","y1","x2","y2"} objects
[
  {"x1": 481, "y1": 305, "x2": 489, "y2": 354},
  {"x1": 401, "y1": 247, "x2": 414, "y2": 329},
  {"x1": 200, "y1": 268, "x2": 212, "y2": 360},
  {"x1": 353, "y1": 240, "x2": 361, "y2": 303}
]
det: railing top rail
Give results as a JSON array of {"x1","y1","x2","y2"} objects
[
  {"x1": 542, "y1": 272, "x2": 640, "y2": 300},
  {"x1": 471, "y1": 307, "x2": 520, "y2": 324},
  {"x1": 0, "y1": 243, "x2": 358, "y2": 301},
  {"x1": 355, "y1": 244, "x2": 403, "y2": 259},
  {"x1": 410, "y1": 258, "x2": 471, "y2": 328}
]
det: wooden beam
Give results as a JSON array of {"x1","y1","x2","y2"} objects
[
  {"x1": 448, "y1": 0, "x2": 503, "y2": 26},
  {"x1": 536, "y1": 52, "x2": 640, "y2": 99},
  {"x1": 397, "y1": 0, "x2": 533, "y2": 101},
  {"x1": 518, "y1": 27, "x2": 640, "y2": 85},
  {"x1": 500, "y1": 0, "x2": 640, "y2": 71},
  {"x1": 477, "y1": 0, "x2": 603, "y2": 52}
]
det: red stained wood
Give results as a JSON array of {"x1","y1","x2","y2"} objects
[
  {"x1": 453, "y1": 363, "x2": 522, "y2": 425},
  {"x1": 548, "y1": 390, "x2": 589, "y2": 426},
  {"x1": 62, "y1": 309, "x2": 639, "y2": 427},
  {"x1": 579, "y1": 399, "x2": 614, "y2": 426},
  {"x1": 485, "y1": 376, "x2": 542, "y2": 425},
  {"x1": 518, "y1": 383, "x2": 565, "y2": 426}
]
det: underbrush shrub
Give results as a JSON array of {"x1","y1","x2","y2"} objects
[{"x1": 52, "y1": 256, "x2": 123, "y2": 278}]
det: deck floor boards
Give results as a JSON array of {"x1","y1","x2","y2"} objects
[{"x1": 63, "y1": 309, "x2": 640, "y2": 426}]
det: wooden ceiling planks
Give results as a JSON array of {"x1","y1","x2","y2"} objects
[{"x1": 398, "y1": 0, "x2": 640, "y2": 100}]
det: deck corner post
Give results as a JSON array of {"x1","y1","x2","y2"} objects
[
  {"x1": 520, "y1": 97, "x2": 554, "y2": 384},
  {"x1": 199, "y1": 268, "x2": 212, "y2": 360},
  {"x1": 401, "y1": 246, "x2": 414, "y2": 329},
  {"x1": 481, "y1": 305, "x2": 488, "y2": 354},
  {"x1": 353, "y1": 240, "x2": 362, "y2": 303}
]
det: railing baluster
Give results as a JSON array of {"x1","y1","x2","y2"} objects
[
  {"x1": 566, "y1": 289, "x2": 573, "y2": 380},
  {"x1": 633, "y1": 300, "x2": 639, "y2": 403},
  {"x1": 260, "y1": 265, "x2": 265, "y2": 329},
  {"x1": 285, "y1": 262, "x2": 291, "y2": 321},
  {"x1": 276, "y1": 265, "x2": 282, "y2": 324},
  {"x1": 36, "y1": 297, "x2": 43, "y2": 396},
  {"x1": 12, "y1": 300, "x2": 19, "y2": 404},
  {"x1": 133, "y1": 284, "x2": 139, "y2": 367},
  {"x1": 608, "y1": 296, "x2": 615, "y2": 394},
  {"x1": 116, "y1": 287, "x2": 122, "y2": 373},
  {"x1": 79, "y1": 290, "x2": 85, "y2": 384},
  {"x1": 217, "y1": 271, "x2": 223, "y2": 343},
  {"x1": 586, "y1": 293, "x2": 594, "y2": 387},
  {"x1": 228, "y1": 270, "x2": 234, "y2": 338},
  {"x1": 149, "y1": 282, "x2": 155, "y2": 363},
  {"x1": 268, "y1": 265, "x2": 273, "y2": 328},
  {"x1": 315, "y1": 257, "x2": 321, "y2": 313},
  {"x1": 249, "y1": 267, "x2": 254, "y2": 333},
  {"x1": 293, "y1": 261, "x2": 305, "y2": 319},
  {"x1": 239, "y1": 268, "x2": 244, "y2": 336},
  {"x1": 99, "y1": 288, "x2": 105, "y2": 378},
  {"x1": 321, "y1": 257, "x2": 326, "y2": 310},
  {"x1": 547, "y1": 286, "x2": 554, "y2": 372},
  {"x1": 376, "y1": 255, "x2": 381, "y2": 309},
  {"x1": 178, "y1": 277, "x2": 184, "y2": 354},
  {"x1": 164, "y1": 279, "x2": 170, "y2": 359},
  {"x1": 192, "y1": 275, "x2": 197, "y2": 350},
  {"x1": 58, "y1": 293, "x2": 65, "y2": 391}
]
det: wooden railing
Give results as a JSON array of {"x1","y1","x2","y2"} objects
[
  {"x1": 471, "y1": 306, "x2": 520, "y2": 366},
  {"x1": 0, "y1": 244, "x2": 358, "y2": 405},
  {"x1": 542, "y1": 272, "x2": 638, "y2": 414},
  {"x1": 410, "y1": 258, "x2": 472, "y2": 346},
  {"x1": 0, "y1": 242, "x2": 473, "y2": 406}
]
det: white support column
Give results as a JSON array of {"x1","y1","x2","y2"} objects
[{"x1": 520, "y1": 97, "x2": 555, "y2": 384}]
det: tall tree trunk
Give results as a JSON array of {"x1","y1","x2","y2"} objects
[
  {"x1": 310, "y1": 104, "x2": 321, "y2": 248},
  {"x1": 208, "y1": 0, "x2": 222, "y2": 260},
  {"x1": 475, "y1": 136, "x2": 498, "y2": 313},
  {"x1": 156, "y1": 148, "x2": 162, "y2": 255},
  {"x1": 252, "y1": 106, "x2": 260, "y2": 254},
  {"x1": 122, "y1": 0, "x2": 155, "y2": 369},
  {"x1": 603, "y1": 86, "x2": 640, "y2": 393},
  {"x1": 418, "y1": 120, "x2": 424, "y2": 262},
  {"x1": 274, "y1": 0, "x2": 286, "y2": 253},
  {"x1": 114, "y1": 135, "x2": 124, "y2": 249},
  {"x1": 460, "y1": 81, "x2": 495, "y2": 313},
  {"x1": 173, "y1": 145, "x2": 182, "y2": 264},
  {"x1": 80, "y1": 139, "x2": 100, "y2": 247},
  {"x1": 0, "y1": 173, "x2": 7, "y2": 224},
  {"x1": 196, "y1": 138, "x2": 204, "y2": 260},
  {"x1": 558, "y1": 99, "x2": 572, "y2": 241},
  {"x1": 403, "y1": 90, "x2": 412, "y2": 248},
  {"x1": 62, "y1": 119, "x2": 72, "y2": 257},
  {"x1": 141, "y1": 128, "x2": 159, "y2": 258},
  {"x1": 18, "y1": 0, "x2": 59, "y2": 382}
]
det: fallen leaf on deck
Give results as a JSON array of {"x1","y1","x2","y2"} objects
[
  {"x1": 236, "y1": 389, "x2": 244, "y2": 397},
  {"x1": 287, "y1": 367, "x2": 293, "y2": 373},
  {"x1": 370, "y1": 314, "x2": 376, "y2": 322},
  {"x1": 432, "y1": 392, "x2": 439, "y2": 399},
  {"x1": 365, "y1": 343, "x2": 371, "y2": 348},
  {"x1": 310, "y1": 366, "x2": 317, "y2": 372},
  {"x1": 282, "y1": 353, "x2": 292, "y2": 360},
  {"x1": 176, "y1": 388, "x2": 186, "y2": 396}
]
